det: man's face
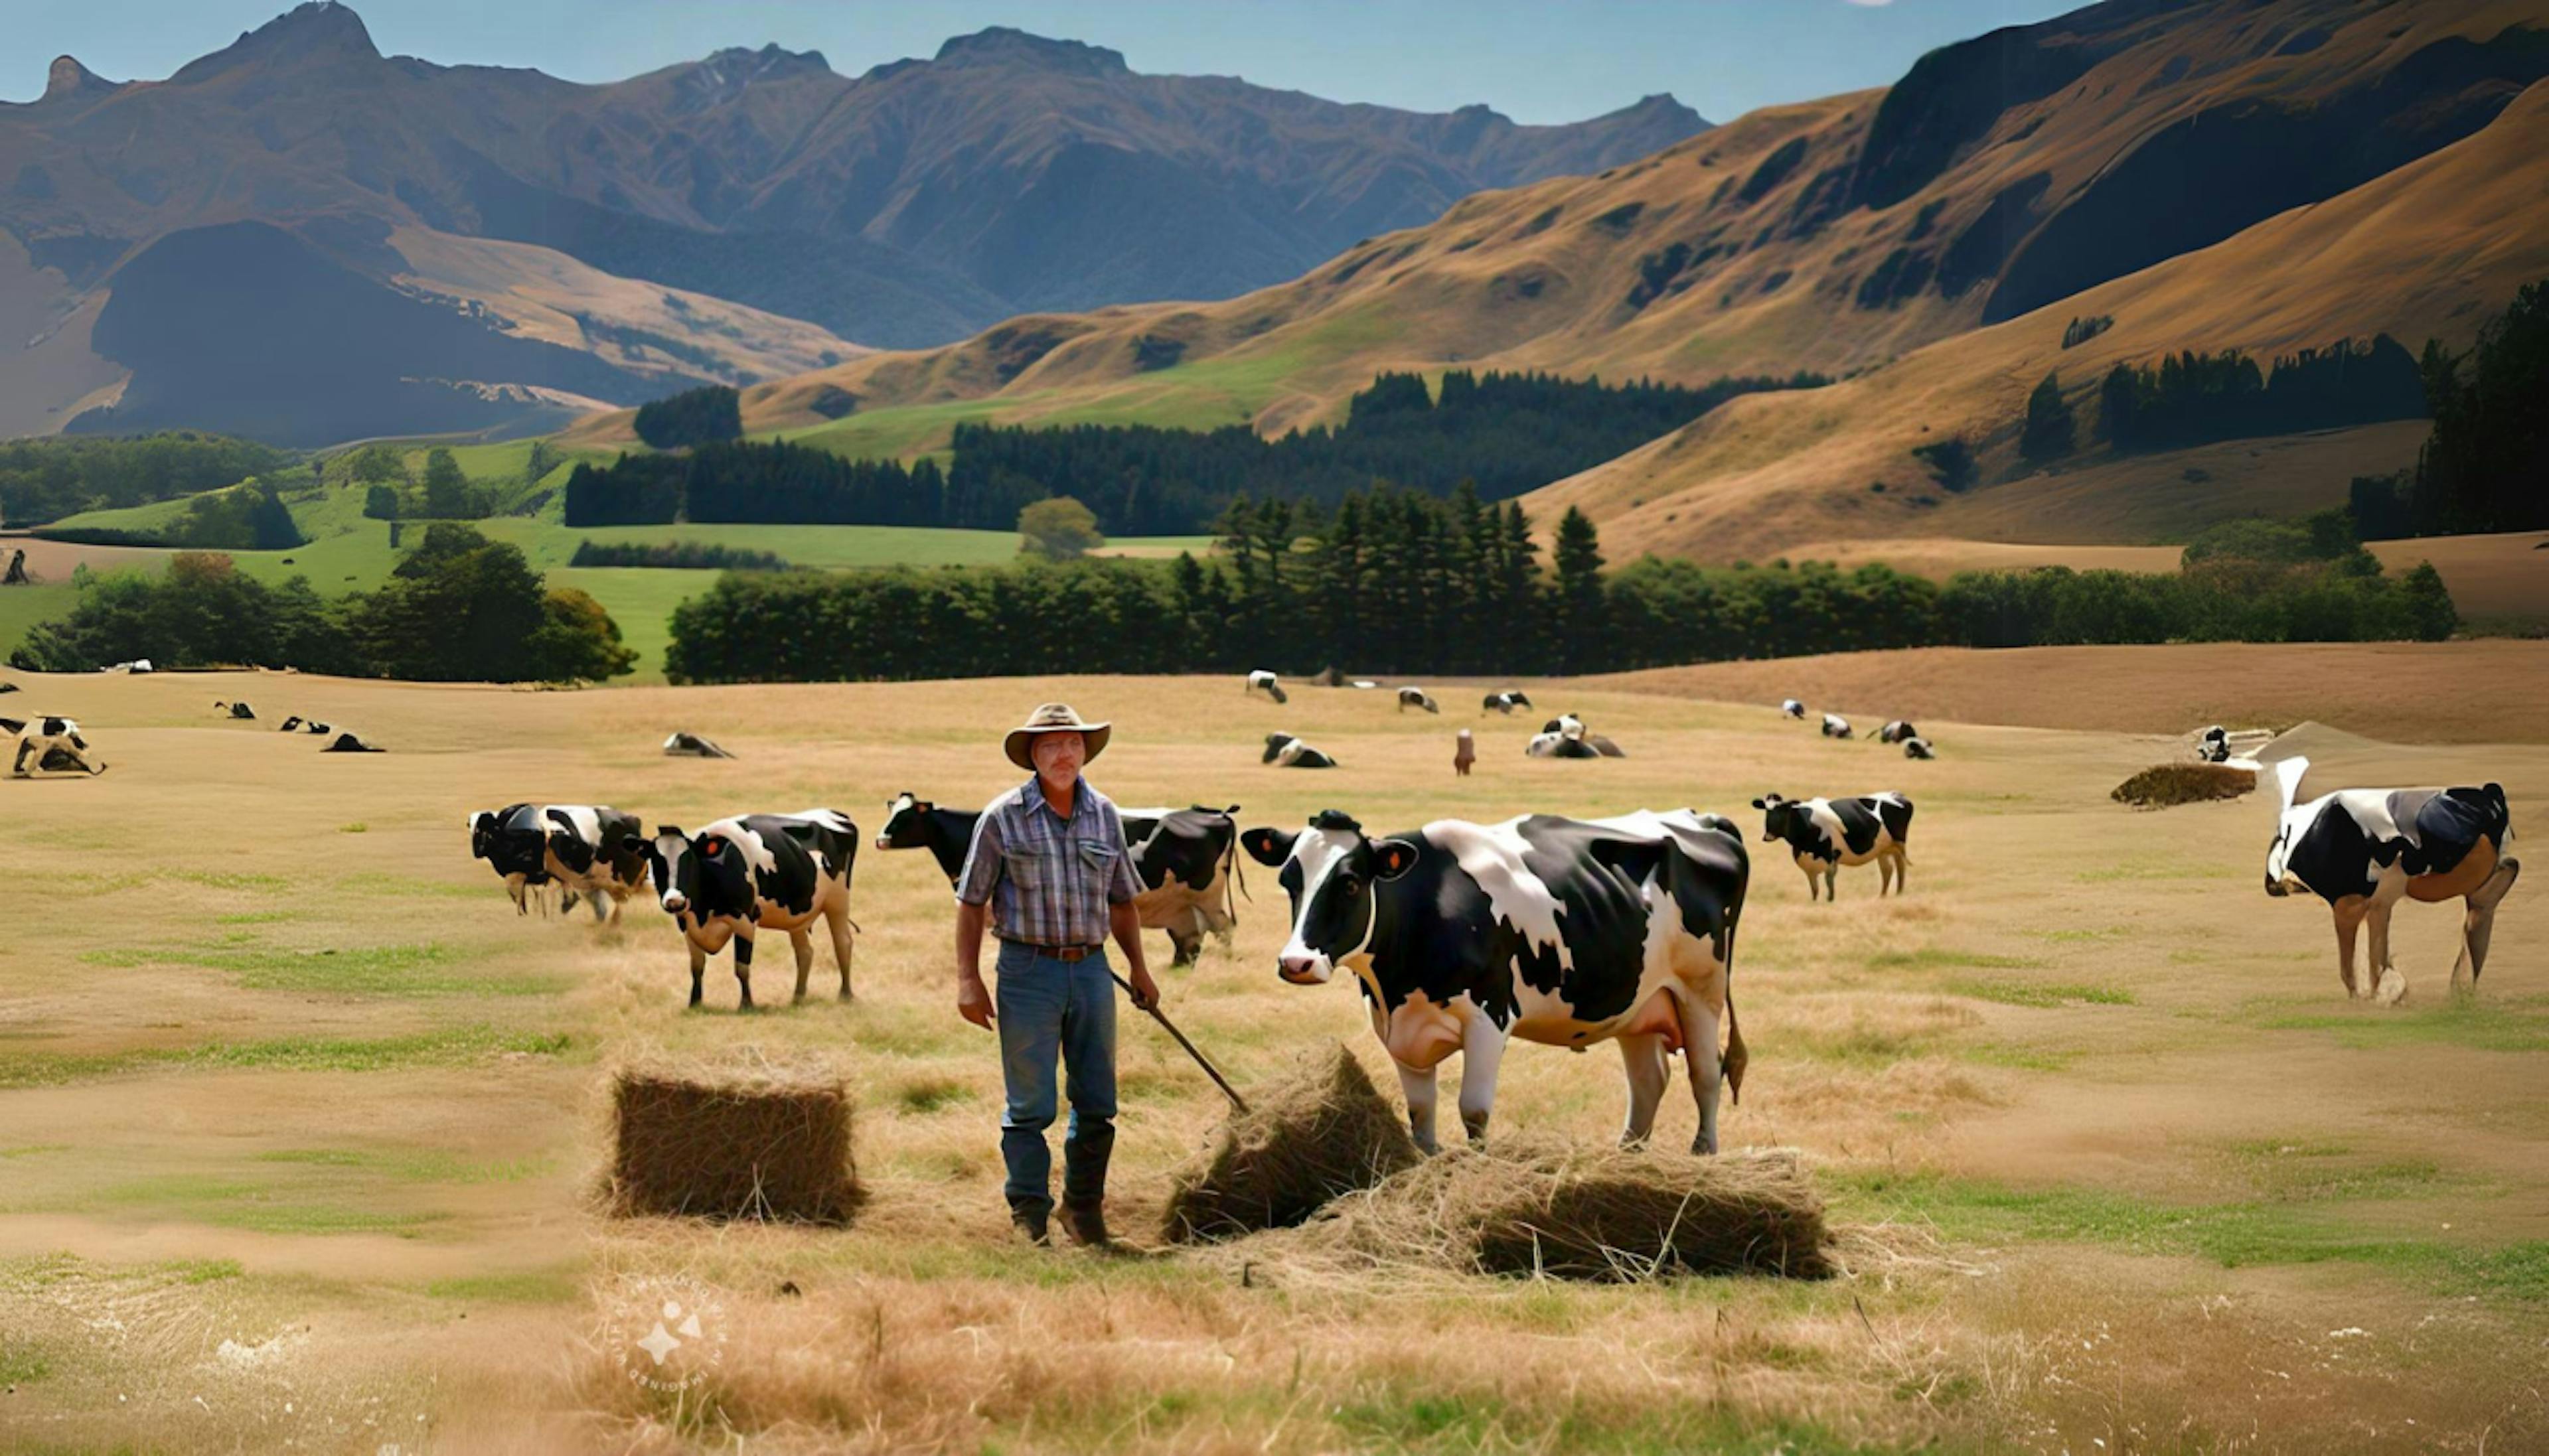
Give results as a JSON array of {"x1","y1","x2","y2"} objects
[{"x1": 1031, "y1": 731, "x2": 1085, "y2": 785}]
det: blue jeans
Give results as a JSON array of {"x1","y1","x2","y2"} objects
[{"x1": 994, "y1": 940, "x2": 1119, "y2": 1212}]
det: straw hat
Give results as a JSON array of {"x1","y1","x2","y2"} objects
[{"x1": 1004, "y1": 702, "x2": 1111, "y2": 771}]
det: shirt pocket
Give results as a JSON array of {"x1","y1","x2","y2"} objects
[
  {"x1": 1003, "y1": 848, "x2": 1046, "y2": 891},
  {"x1": 1077, "y1": 839, "x2": 1122, "y2": 879}
]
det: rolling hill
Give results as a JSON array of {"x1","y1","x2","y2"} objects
[{"x1": 0, "y1": 2, "x2": 1705, "y2": 445}]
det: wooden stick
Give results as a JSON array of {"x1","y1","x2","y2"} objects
[{"x1": 1111, "y1": 971, "x2": 1250, "y2": 1114}]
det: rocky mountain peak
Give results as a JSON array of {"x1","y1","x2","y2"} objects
[{"x1": 931, "y1": 28, "x2": 1129, "y2": 77}]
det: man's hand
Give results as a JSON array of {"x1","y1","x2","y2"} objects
[
  {"x1": 1126, "y1": 964, "x2": 1160, "y2": 1013},
  {"x1": 957, "y1": 972, "x2": 995, "y2": 1030}
]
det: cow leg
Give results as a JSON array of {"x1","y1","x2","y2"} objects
[
  {"x1": 1824, "y1": 865, "x2": 1839, "y2": 901},
  {"x1": 585, "y1": 891, "x2": 607, "y2": 924},
  {"x1": 826, "y1": 899, "x2": 855, "y2": 1000},
  {"x1": 686, "y1": 939, "x2": 708, "y2": 1009},
  {"x1": 1616, "y1": 1032, "x2": 1669, "y2": 1149},
  {"x1": 1799, "y1": 865, "x2": 1820, "y2": 902},
  {"x1": 2453, "y1": 858, "x2": 2521, "y2": 993},
  {"x1": 2367, "y1": 897, "x2": 2406, "y2": 1006},
  {"x1": 1166, "y1": 914, "x2": 1201, "y2": 969},
  {"x1": 732, "y1": 929, "x2": 757, "y2": 1011},
  {"x1": 2331, "y1": 899, "x2": 2366, "y2": 998},
  {"x1": 1455, "y1": 1016, "x2": 1506, "y2": 1146},
  {"x1": 789, "y1": 926, "x2": 814, "y2": 1003},
  {"x1": 1673, "y1": 992, "x2": 1727, "y2": 1155},
  {"x1": 1877, "y1": 855, "x2": 1894, "y2": 897},
  {"x1": 1395, "y1": 1059, "x2": 1441, "y2": 1155},
  {"x1": 1892, "y1": 849, "x2": 1908, "y2": 895}
]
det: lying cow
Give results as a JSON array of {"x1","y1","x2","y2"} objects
[
  {"x1": 1780, "y1": 699, "x2": 1806, "y2": 719},
  {"x1": 1820, "y1": 713, "x2": 1853, "y2": 740},
  {"x1": 321, "y1": 731, "x2": 382, "y2": 753},
  {"x1": 469, "y1": 803, "x2": 647, "y2": 921},
  {"x1": 104, "y1": 659, "x2": 153, "y2": 675},
  {"x1": 642, "y1": 810, "x2": 860, "y2": 1009},
  {"x1": 1397, "y1": 687, "x2": 1440, "y2": 715},
  {"x1": 2198, "y1": 726, "x2": 2231, "y2": 764},
  {"x1": 1527, "y1": 714, "x2": 1626, "y2": 759},
  {"x1": 1751, "y1": 791, "x2": 1914, "y2": 899},
  {"x1": 277, "y1": 716, "x2": 331, "y2": 735},
  {"x1": 877, "y1": 794, "x2": 1241, "y2": 966},
  {"x1": 214, "y1": 700, "x2": 256, "y2": 721},
  {"x1": 2264, "y1": 757, "x2": 2520, "y2": 1003},
  {"x1": 1243, "y1": 808, "x2": 1751, "y2": 1155},
  {"x1": 1245, "y1": 670, "x2": 1288, "y2": 704},
  {"x1": 663, "y1": 731, "x2": 735, "y2": 759},
  {"x1": 3, "y1": 716, "x2": 106, "y2": 776},
  {"x1": 1263, "y1": 733, "x2": 1338, "y2": 768},
  {"x1": 1902, "y1": 737, "x2": 1936, "y2": 761},
  {"x1": 1482, "y1": 690, "x2": 1533, "y2": 715},
  {"x1": 1878, "y1": 720, "x2": 1918, "y2": 745}
]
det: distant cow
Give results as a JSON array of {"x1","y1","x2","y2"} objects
[
  {"x1": 1902, "y1": 737, "x2": 1936, "y2": 761},
  {"x1": 2198, "y1": 726, "x2": 2232, "y2": 764},
  {"x1": 1780, "y1": 699, "x2": 1806, "y2": 719},
  {"x1": 104, "y1": 659, "x2": 153, "y2": 675},
  {"x1": 2264, "y1": 757, "x2": 2520, "y2": 1003},
  {"x1": 214, "y1": 700, "x2": 256, "y2": 721},
  {"x1": 1263, "y1": 733, "x2": 1338, "y2": 768},
  {"x1": 3, "y1": 716, "x2": 106, "y2": 777},
  {"x1": 1529, "y1": 714, "x2": 1625, "y2": 759},
  {"x1": 1879, "y1": 720, "x2": 1918, "y2": 745},
  {"x1": 1482, "y1": 690, "x2": 1533, "y2": 715},
  {"x1": 277, "y1": 716, "x2": 331, "y2": 735},
  {"x1": 321, "y1": 732, "x2": 382, "y2": 753},
  {"x1": 1820, "y1": 714, "x2": 1853, "y2": 740},
  {"x1": 1751, "y1": 792, "x2": 1914, "y2": 899},
  {"x1": 1243, "y1": 808, "x2": 1751, "y2": 1154},
  {"x1": 1246, "y1": 670, "x2": 1288, "y2": 704},
  {"x1": 642, "y1": 810, "x2": 860, "y2": 1009},
  {"x1": 1397, "y1": 687, "x2": 1440, "y2": 714},
  {"x1": 876, "y1": 794, "x2": 1242, "y2": 966},
  {"x1": 663, "y1": 731, "x2": 735, "y2": 759},
  {"x1": 1454, "y1": 728, "x2": 1476, "y2": 778},
  {"x1": 469, "y1": 803, "x2": 647, "y2": 921}
]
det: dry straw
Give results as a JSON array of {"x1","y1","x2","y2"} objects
[
  {"x1": 1161, "y1": 1041, "x2": 1421, "y2": 1242},
  {"x1": 607, "y1": 1056, "x2": 862, "y2": 1225},
  {"x1": 2111, "y1": 763, "x2": 2258, "y2": 808}
]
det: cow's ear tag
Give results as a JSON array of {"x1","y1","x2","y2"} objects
[
  {"x1": 699, "y1": 836, "x2": 723, "y2": 855},
  {"x1": 1373, "y1": 839, "x2": 1420, "y2": 881}
]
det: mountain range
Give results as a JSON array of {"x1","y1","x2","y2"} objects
[{"x1": 0, "y1": 2, "x2": 1705, "y2": 444}]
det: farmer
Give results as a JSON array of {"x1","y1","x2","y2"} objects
[{"x1": 954, "y1": 702, "x2": 1161, "y2": 1247}]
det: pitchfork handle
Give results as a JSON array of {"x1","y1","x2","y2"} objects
[{"x1": 1110, "y1": 971, "x2": 1251, "y2": 1115}]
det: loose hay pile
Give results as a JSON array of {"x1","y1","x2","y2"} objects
[
  {"x1": 2111, "y1": 763, "x2": 2257, "y2": 808},
  {"x1": 1162, "y1": 1042, "x2": 1420, "y2": 1242},
  {"x1": 608, "y1": 1063, "x2": 861, "y2": 1224}
]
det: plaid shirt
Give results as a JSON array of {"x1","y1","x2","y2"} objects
[{"x1": 955, "y1": 776, "x2": 1141, "y2": 947}]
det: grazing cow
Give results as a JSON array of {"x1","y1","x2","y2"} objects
[
  {"x1": 321, "y1": 731, "x2": 382, "y2": 753},
  {"x1": 1879, "y1": 720, "x2": 1918, "y2": 745},
  {"x1": 214, "y1": 700, "x2": 256, "y2": 721},
  {"x1": 2264, "y1": 757, "x2": 2520, "y2": 1003},
  {"x1": 1482, "y1": 690, "x2": 1533, "y2": 715},
  {"x1": 1902, "y1": 737, "x2": 1936, "y2": 761},
  {"x1": 1751, "y1": 792, "x2": 1914, "y2": 899},
  {"x1": 1245, "y1": 670, "x2": 1289, "y2": 704},
  {"x1": 1242, "y1": 808, "x2": 1751, "y2": 1154},
  {"x1": 1263, "y1": 732, "x2": 1338, "y2": 768},
  {"x1": 1454, "y1": 728, "x2": 1476, "y2": 778},
  {"x1": 277, "y1": 716, "x2": 331, "y2": 736},
  {"x1": 642, "y1": 810, "x2": 860, "y2": 1009},
  {"x1": 469, "y1": 803, "x2": 649, "y2": 921},
  {"x1": 878, "y1": 794, "x2": 1243, "y2": 966},
  {"x1": 663, "y1": 731, "x2": 735, "y2": 759},
  {"x1": 1397, "y1": 687, "x2": 1440, "y2": 715},
  {"x1": 1821, "y1": 713, "x2": 1853, "y2": 740},
  {"x1": 4, "y1": 716, "x2": 106, "y2": 776},
  {"x1": 1780, "y1": 699, "x2": 1806, "y2": 719}
]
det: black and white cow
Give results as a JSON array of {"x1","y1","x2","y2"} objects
[
  {"x1": 1397, "y1": 687, "x2": 1440, "y2": 715},
  {"x1": 321, "y1": 731, "x2": 382, "y2": 753},
  {"x1": 1878, "y1": 720, "x2": 1918, "y2": 745},
  {"x1": 1245, "y1": 670, "x2": 1288, "y2": 704},
  {"x1": 277, "y1": 716, "x2": 331, "y2": 736},
  {"x1": 1902, "y1": 737, "x2": 1936, "y2": 761},
  {"x1": 1780, "y1": 699, "x2": 1806, "y2": 720},
  {"x1": 2264, "y1": 757, "x2": 2520, "y2": 1003},
  {"x1": 2198, "y1": 726, "x2": 2232, "y2": 764},
  {"x1": 1482, "y1": 690, "x2": 1533, "y2": 715},
  {"x1": 1820, "y1": 713, "x2": 1853, "y2": 740},
  {"x1": 876, "y1": 794, "x2": 1243, "y2": 965},
  {"x1": 1750, "y1": 792, "x2": 1913, "y2": 899},
  {"x1": 104, "y1": 658, "x2": 153, "y2": 675},
  {"x1": 1242, "y1": 808, "x2": 1750, "y2": 1154},
  {"x1": 1263, "y1": 732, "x2": 1338, "y2": 768},
  {"x1": 3, "y1": 716, "x2": 106, "y2": 776},
  {"x1": 468, "y1": 803, "x2": 649, "y2": 921},
  {"x1": 641, "y1": 810, "x2": 860, "y2": 1009},
  {"x1": 1527, "y1": 714, "x2": 1626, "y2": 759},
  {"x1": 214, "y1": 700, "x2": 256, "y2": 721},
  {"x1": 662, "y1": 731, "x2": 735, "y2": 759}
]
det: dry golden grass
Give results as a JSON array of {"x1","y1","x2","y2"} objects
[
  {"x1": 1160, "y1": 1041, "x2": 1419, "y2": 1243},
  {"x1": 607, "y1": 1058, "x2": 862, "y2": 1224},
  {"x1": 2, "y1": 650, "x2": 2545, "y2": 1453}
]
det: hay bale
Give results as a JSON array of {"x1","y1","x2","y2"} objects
[
  {"x1": 608, "y1": 1064, "x2": 860, "y2": 1224},
  {"x1": 1162, "y1": 1042, "x2": 1419, "y2": 1242},
  {"x1": 1298, "y1": 1136, "x2": 1830, "y2": 1281},
  {"x1": 2112, "y1": 763, "x2": 2256, "y2": 808}
]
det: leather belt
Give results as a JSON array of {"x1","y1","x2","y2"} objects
[{"x1": 1020, "y1": 943, "x2": 1103, "y2": 962}]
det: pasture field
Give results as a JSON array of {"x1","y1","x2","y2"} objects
[{"x1": 1, "y1": 650, "x2": 2545, "y2": 1453}]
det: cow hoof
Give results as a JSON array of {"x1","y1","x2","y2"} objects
[
  {"x1": 2375, "y1": 970, "x2": 2407, "y2": 1007},
  {"x1": 1690, "y1": 1136, "x2": 1718, "y2": 1157}
]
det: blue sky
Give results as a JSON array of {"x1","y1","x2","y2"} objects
[{"x1": 7, "y1": 0, "x2": 2082, "y2": 121}]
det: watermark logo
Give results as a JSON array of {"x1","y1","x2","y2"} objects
[{"x1": 601, "y1": 1277, "x2": 728, "y2": 1396}]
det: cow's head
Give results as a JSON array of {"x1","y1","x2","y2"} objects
[
  {"x1": 2262, "y1": 757, "x2": 2314, "y2": 897},
  {"x1": 1752, "y1": 794, "x2": 1803, "y2": 845},
  {"x1": 643, "y1": 825, "x2": 751, "y2": 920},
  {"x1": 1241, "y1": 810, "x2": 1418, "y2": 985},
  {"x1": 877, "y1": 792, "x2": 934, "y2": 850}
]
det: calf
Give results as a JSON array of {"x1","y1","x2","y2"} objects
[
  {"x1": 1902, "y1": 737, "x2": 1936, "y2": 761},
  {"x1": 2264, "y1": 757, "x2": 2520, "y2": 1003},
  {"x1": 1482, "y1": 690, "x2": 1533, "y2": 715},
  {"x1": 1879, "y1": 720, "x2": 1918, "y2": 745},
  {"x1": 469, "y1": 803, "x2": 648, "y2": 922},
  {"x1": 1243, "y1": 808, "x2": 1750, "y2": 1154},
  {"x1": 1751, "y1": 792, "x2": 1913, "y2": 899},
  {"x1": 1820, "y1": 713, "x2": 1853, "y2": 740},
  {"x1": 878, "y1": 794, "x2": 1243, "y2": 966},
  {"x1": 1245, "y1": 669, "x2": 1288, "y2": 704},
  {"x1": 1397, "y1": 687, "x2": 1440, "y2": 714},
  {"x1": 1263, "y1": 732, "x2": 1338, "y2": 768},
  {"x1": 642, "y1": 810, "x2": 860, "y2": 1009},
  {"x1": 3, "y1": 716, "x2": 105, "y2": 777}
]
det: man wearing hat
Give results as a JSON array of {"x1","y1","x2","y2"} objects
[{"x1": 954, "y1": 702, "x2": 1160, "y2": 1246}]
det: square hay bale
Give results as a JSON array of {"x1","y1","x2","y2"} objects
[
  {"x1": 1304, "y1": 1136, "x2": 1831, "y2": 1281},
  {"x1": 2112, "y1": 763, "x2": 2257, "y2": 809},
  {"x1": 608, "y1": 1064, "x2": 860, "y2": 1224},
  {"x1": 1162, "y1": 1042, "x2": 1420, "y2": 1242}
]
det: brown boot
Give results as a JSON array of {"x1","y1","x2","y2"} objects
[
  {"x1": 1062, "y1": 1199, "x2": 1111, "y2": 1248},
  {"x1": 1009, "y1": 1200, "x2": 1051, "y2": 1247}
]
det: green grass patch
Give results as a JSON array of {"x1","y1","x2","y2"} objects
[
  {"x1": 1948, "y1": 980, "x2": 2135, "y2": 1009},
  {"x1": 1958, "y1": 1043, "x2": 2082, "y2": 1072},
  {"x1": 424, "y1": 1266, "x2": 585, "y2": 1304},
  {"x1": 0, "y1": 1026, "x2": 575, "y2": 1089},
  {"x1": 894, "y1": 1075, "x2": 974, "y2": 1114},
  {"x1": 0, "y1": 1336, "x2": 52, "y2": 1385},
  {"x1": 1866, "y1": 948, "x2": 2047, "y2": 972},
  {"x1": 1791, "y1": 1020, "x2": 1950, "y2": 1068},
  {"x1": 0, "y1": 1144, "x2": 72, "y2": 1160},
  {"x1": 2075, "y1": 857, "x2": 2218, "y2": 883},
  {"x1": 78, "y1": 940, "x2": 564, "y2": 997},
  {"x1": 2257, "y1": 997, "x2": 2549, "y2": 1053},
  {"x1": 214, "y1": 910, "x2": 303, "y2": 925},
  {"x1": 75, "y1": 1175, "x2": 446, "y2": 1236},
  {"x1": 335, "y1": 871, "x2": 491, "y2": 900},
  {"x1": 253, "y1": 1147, "x2": 553, "y2": 1183},
  {"x1": 1326, "y1": 1387, "x2": 1891, "y2": 1455}
]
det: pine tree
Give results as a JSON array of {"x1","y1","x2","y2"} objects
[{"x1": 1553, "y1": 506, "x2": 1608, "y2": 674}]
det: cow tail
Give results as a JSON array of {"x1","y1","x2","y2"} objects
[
  {"x1": 1223, "y1": 808, "x2": 1251, "y2": 910},
  {"x1": 1722, "y1": 916, "x2": 1748, "y2": 1107}
]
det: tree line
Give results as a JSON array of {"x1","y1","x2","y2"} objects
[
  {"x1": 2095, "y1": 334, "x2": 2426, "y2": 451},
  {"x1": 0, "y1": 432, "x2": 291, "y2": 527},
  {"x1": 2350, "y1": 279, "x2": 2548, "y2": 538},
  {"x1": 568, "y1": 539, "x2": 791, "y2": 570},
  {"x1": 660, "y1": 487, "x2": 2455, "y2": 685},
  {"x1": 9, "y1": 525, "x2": 635, "y2": 683}
]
